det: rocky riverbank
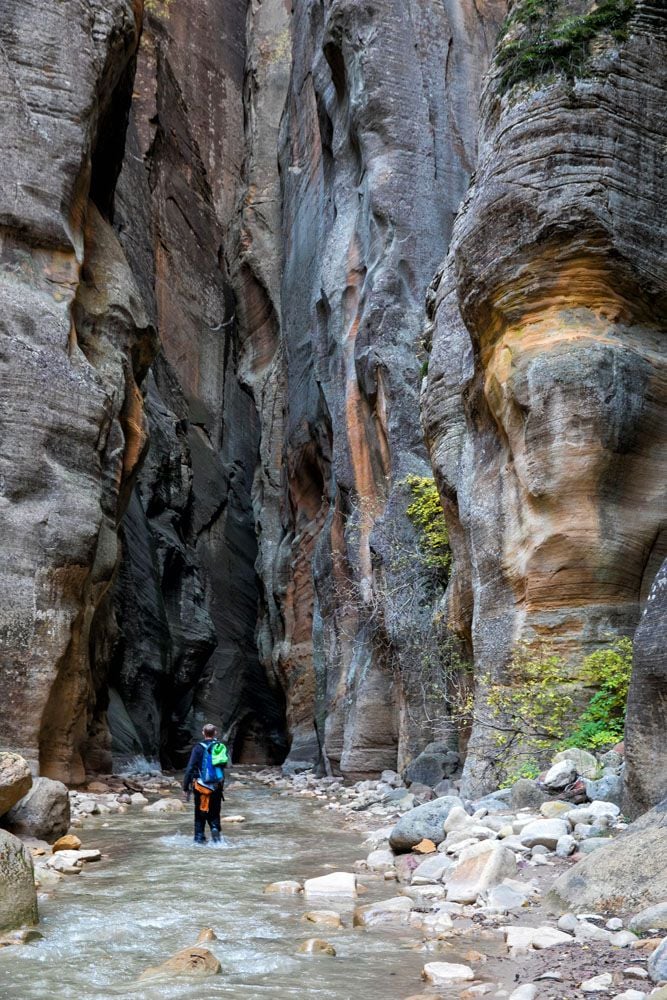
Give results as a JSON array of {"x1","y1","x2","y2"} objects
[{"x1": 249, "y1": 760, "x2": 667, "y2": 1000}]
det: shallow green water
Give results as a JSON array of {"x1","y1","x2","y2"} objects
[{"x1": 0, "y1": 781, "x2": 441, "y2": 1000}]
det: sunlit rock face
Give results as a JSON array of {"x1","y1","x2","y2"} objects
[
  {"x1": 0, "y1": 0, "x2": 156, "y2": 783},
  {"x1": 235, "y1": 0, "x2": 505, "y2": 774},
  {"x1": 423, "y1": 0, "x2": 667, "y2": 795}
]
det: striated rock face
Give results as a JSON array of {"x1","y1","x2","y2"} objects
[
  {"x1": 106, "y1": 3, "x2": 287, "y2": 765},
  {"x1": 422, "y1": 0, "x2": 667, "y2": 794},
  {"x1": 237, "y1": 0, "x2": 505, "y2": 774},
  {"x1": 624, "y1": 558, "x2": 667, "y2": 818},
  {"x1": 0, "y1": 0, "x2": 156, "y2": 782}
]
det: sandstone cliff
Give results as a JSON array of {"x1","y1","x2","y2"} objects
[
  {"x1": 422, "y1": 0, "x2": 667, "y2": 794},
  {"x1": 0, "y1": 0, "x2": 156, "y2": 782}
]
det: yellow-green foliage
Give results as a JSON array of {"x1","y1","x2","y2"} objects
[
  {"x1": 404, "y1": 475, "x2": 451, "y2": 580},
  {"x1": 485, "y1": 637, "x2": 633, "y2": 773},
  {"x1": 145, "y1": 0, "x2": 173, "y2": 17}
]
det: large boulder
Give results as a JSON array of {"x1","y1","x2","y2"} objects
[
  {"x1": 547, "y1": 798, "x2": 667, "y2": 913},
  {"x1": 404, "y1": 750, "x2": 461, "y2": 788},
  {"x1": 624, "y1": 559, "x2": 667, "y2": 818},
  {"x1": 445, "y1": 841, "x2": 517, "y2": 904},
  {"x1": 0, "y1": 753, "x2": 32, "y2": 817},
  {"x1": 4, "y1": 778, "x2": 70, "y2": 842},
  {"x1": 389, "y1": 796, "x2": 464, "y2": 853},
  {"x1": 0, "y1": 830, "x2": 38, "y2": 931}
]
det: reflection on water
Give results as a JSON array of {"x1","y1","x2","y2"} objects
[{"x1": 0, "y1": 783, "x2": 440, "y2": 1000}]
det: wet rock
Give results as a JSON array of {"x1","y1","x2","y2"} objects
[
  {"x1": 220, "y1": 815, "x2": 246, "y2": 824},
  {"x1": 0, "y1": 927, "x2": 43, "y2": 947},
  {"x1": 389, "y1": 796, "x2": 463, "y2": 852},
  {"x1": 422, "y1": 962, "x2": 474, "y2": 985},
  {"x1": 5, "y1": 778, "x2": 70, "y2": 842},
  {"x1": 195, "y1": 928, "x2": 218, "y2": 943},
  {"x1": 648, "y1": 938, "x2": 667, "y2": 983},
  {"x1": 630, "y1": 903, "x2": 667, "y2": 934},
  {"x1": 264, "y1": 881, "x2": 302, "y2": 894},
  {"x1": 581, "y1": 973, "x2": 614, "y2": 992},
  {"x1": 0, "y1": 754, "x2": 32, "y2": 818},
  {"x1": 304, "y1": 872, "x2": 357, "y2": 898},
  {"x1": 519, "y1": 819, "x2": 570, "y2": 850},
  {"x1": 45, "y1": 852, "x2": 82, "y2": 875},
  {"x1": 548, "y1": 799, "x2": 667, "y2": 912},
  {"x1": 0, "y1": 831, "x2": 38, "y2": 931},
  {"x1": 510, "y1": 780, "x2": 547, "y2": 811},
  {"x1": 142, "y1": 799, "x2": 185, "y2": 814},
  {"x1": 446, "y1": 841, "x2": 516, "y2": 904},
  {"x1": 51, "y1": 835, "x2": 82, "y2": 853},
  {"x1": 139, "y1": 946, "x2": 221, "y2": 980},
  {"x1": 297, "y1": 938, "x2": 336, "y2": 956},
  {"x1": 543, "y1": 760, "x2": 578, "y2": 791},
  {"x1": 129, "y1": 793, "x2": 149, "y2": 806},
  {"x1": 303, "y1": 911, "x2": 342, "y2": 928},
  {"x1": 353, "y1": 896, "x2": 412, "y2": 927}
]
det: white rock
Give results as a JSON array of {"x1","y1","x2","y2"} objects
[
  {"x1": 142, "y1": 798, "x2": 185, "y2": 814},
  {"x1": 581, "y1": 973, "x2": 613, "y2": 992},
  {"x1": 623, "y1": 968, "x2": 648, "y2": 979},
  {"x1": 445, "y1": 840, "x2": 517, "y2": 904},
  {"x1": 130, "y1": 792, "x2": 148, "y2": 806},
  {"x1": 532, "y1": 926, "x2": 574, "y2": 949},
  {"x1": 520, "y1": 819, "x2": 570, "y2": 849},
  {"x1": 543, "y1": 759, "x2": 577, "y2": 790},
  {"x1": 556, "y1": 834, "x2": 577, "y2": 858},
  {"x1": 565, "y1": 801, "x2": 621, "y2": 825},
  {"x1": 220, "y1": 815, "x2": 245, "y2": 823},
  {"x1": 353, "y1": 896, "x2": 412, "y2": 927},
  {"x1": 422, "y1": 962, "x2": 474, "y2": 985},
  {"x1": 509, "y1": 986, "x2": 538, "y2": 1000},
  {"x1": 444, "y1": 806, "x2": 473, "y2": 833},
  {"x1": 610, "y1": 930, "x2": 639, "y2": 948},
  {"x1": 485, "y1": 883, "x2": 529, "y2": 911},
  {"x1": 304, "y1": 872, "x2": 357, "y2": 897},
  {"x1": 607, "y1": 918, "x2": 624, "y2": 931},
  {"x1": 612, "y1": 991, "x2": 646, "y2": 1000},
  {"x1": 552, "y1": 748, "x2": 600, "y2": 779},
  {"x1": 558, "y1": 913, "x2": 579, "y2": 932},
  {"x1": 366, "y1": 849, "x2": 395, "y2": 872},
  {"x1": 419, "y1": 910, "x2": 454, "y2": 936},
  {"x1": 575, "y1": 920, "x2": 612, "y2": 944},
  {"x1": 411, "y1": 854, "x2": 453, "y2": 884}
]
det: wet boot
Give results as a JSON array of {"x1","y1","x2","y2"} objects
[{"x1": 210, "y1": 826, "x2": 221, "y2": 844}]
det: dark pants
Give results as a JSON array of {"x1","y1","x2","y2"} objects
[{"x1": 193, "y1": 787, "x2": 222, "y2": 843}]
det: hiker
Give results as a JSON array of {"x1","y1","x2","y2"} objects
[{"x1": 183, "y1": 724, "x2": 229, "y2": 844}]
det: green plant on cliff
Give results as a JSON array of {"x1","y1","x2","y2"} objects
[
  {"x1": 496, "y1": 0, "x2": 635, "y2": 92},
  {"x1": 144, "y1": 0, "x2": 173, "y2": 17},
  {"x1": 404, "y1": 475, "x2": 451, "y2": 584},
  {"x1": 562, "y1": 636, "x2": 633, "y2": 749},
  {"x1": 482, "y1": 636, "x2": 633, "y2": 776}
]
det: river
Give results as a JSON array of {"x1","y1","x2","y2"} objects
[{"x1": 0, "y1": 780, "x2": 440, "y2": 1000}]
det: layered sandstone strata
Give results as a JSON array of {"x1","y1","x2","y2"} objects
[
  {"x1": 0, "y1": 0, "x2": 155, "y2": 782},
  {"x1": 422, "y1": 0, "x2": 667, "y2": 794}
]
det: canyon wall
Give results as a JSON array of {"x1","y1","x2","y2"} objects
[
  {"x1": 0, "y1": 0, "x2": 155, "y2": 781},
  {"x1": 1, "y1": 0, "x2": 663, "y2": 786},
  {"x1": 422, "y1": 0, "x2": 667, "y2": 794},
  {"x1": 233, "y1": 0, "x2": 506, "y2": 774}
]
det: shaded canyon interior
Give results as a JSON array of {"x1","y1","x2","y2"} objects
[{"x1": 0, "y1": 0, "x2": 665, "y2": 801}]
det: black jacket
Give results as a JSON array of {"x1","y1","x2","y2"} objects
[{"x1": 183, "y1": 739, "x2": 214, "y2": 791}]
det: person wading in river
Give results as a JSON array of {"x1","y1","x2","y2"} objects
[{"x1": 183, "y1": 724, "x2": 228, "y2": 845}]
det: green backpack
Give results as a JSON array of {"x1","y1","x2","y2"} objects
[{"x1": 211, "y1": 741, "x2": 229, "y2": 767}]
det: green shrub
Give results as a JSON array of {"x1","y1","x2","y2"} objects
[
  {"x1": 563, "y1": 637, "x2": 632, "y2": 749},
  {"x1": 496, "y1": 0, "x2": 635, "y2": 92},
  {"x1": 404, "y1": 475, "x2": 451, "y2": 581}
]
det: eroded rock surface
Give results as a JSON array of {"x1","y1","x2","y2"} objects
[
  {"x1": 422, "y1": 0, "x2": 667, "y2": 794},
  {"x1": 0, "y1": 0, "x2": 155, "y2": 783}
]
